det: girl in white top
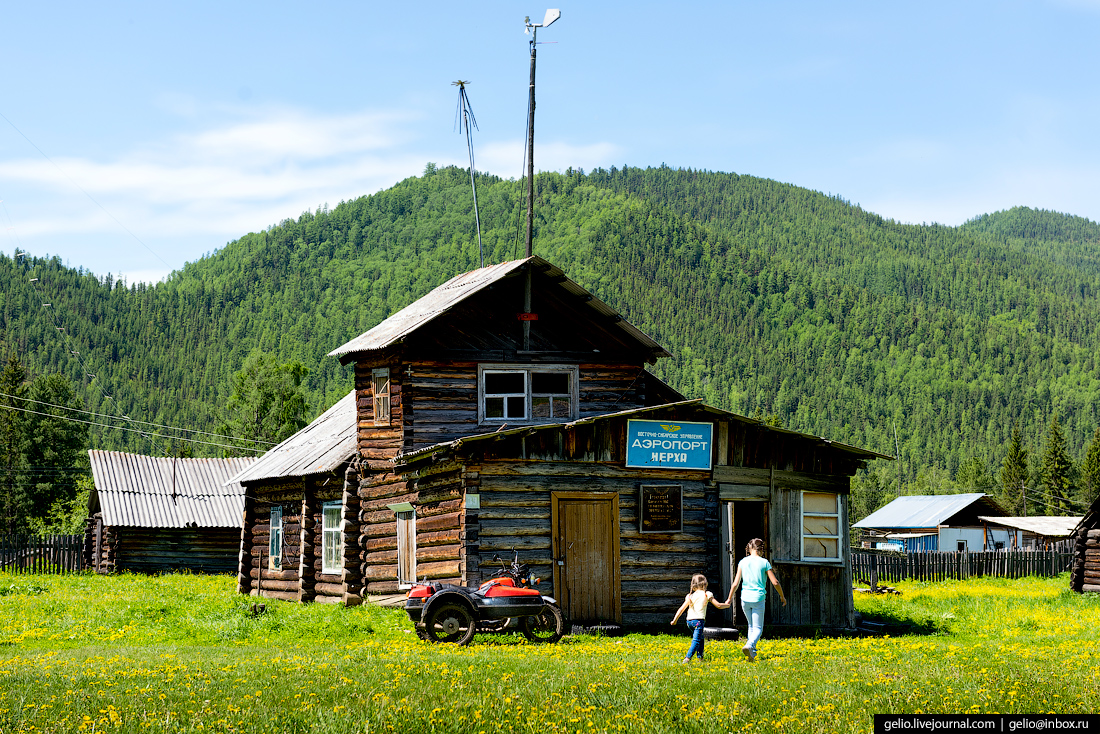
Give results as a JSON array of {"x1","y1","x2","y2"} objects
[{"x1": 671, "y1": 574, "x2": 730, "y2": 662}]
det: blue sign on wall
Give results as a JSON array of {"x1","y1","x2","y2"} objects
[{"x1": 625, "y1": 419, "x2": 714, "y2": 470}]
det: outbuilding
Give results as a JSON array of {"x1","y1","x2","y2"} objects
[
  {"x1": 85, "y1": 451, "x2": 254, "y2": 573},
  {"x1": 853, "y1": 494, "x2": 1018, "y2": 552},
  {"x1": 1070, "y1": 496, "x2": 1100, "y2": 594}
]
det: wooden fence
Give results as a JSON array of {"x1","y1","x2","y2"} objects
[
  {"x1": 851, "y1": 547, "x2": 1074, "y2": 584},
  {"x1": 0, "y1": 534, "x2": 85, "y2": 574}
]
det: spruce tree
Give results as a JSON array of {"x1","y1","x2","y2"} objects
[
  {"x1": 1081, "y1": 427, "x2": 1100, "y2": 507},
  {"x1": 999, "y1": 424, "x2": 1029, "y2": 516},
  {"x1": 1039, "y1": 415, "x2": 1075, "y2": 515}
]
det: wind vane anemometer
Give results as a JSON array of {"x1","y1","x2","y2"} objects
[{"x1": 453, "y1": 80, "x2": 484, "y2": 268}]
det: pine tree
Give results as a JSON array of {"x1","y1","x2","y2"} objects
[
  {"x1": 1081, "y1": 427, "x2": 1100, "y2": 507},
  {"x1": 1039, "y1": 415, "x2": 1075, "y2": 515},
  {"x1": 999, "y1": 424, "x2": 1029, "y2": 516}
]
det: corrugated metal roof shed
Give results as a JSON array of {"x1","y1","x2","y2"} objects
[
  {"x1": 853, "y1": 493, "x2": 1005, "y2": 529},
  {"x1": 89, "y1": 451, "x2": 254, "y2": 528},
  {"x1": 977, "y1": 516, "x2": 1083, "y2": 537},
  {"x1": 229, "y1": 390, "x2": 357, "y2": 485},
  {"x1": 396, "y1": 398, "x2": 894, "y2": 466},
  {"x1": 328, "y1": 256, "x2": 670, "y2": 359}
]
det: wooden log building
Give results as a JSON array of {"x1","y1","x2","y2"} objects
[
  {"x1": 314, "y1": 256, "x2": 890, "y2": 628},
  {"x1": 85, "y1": 451, "x2": 254, "y2": 573},
  {"x1": 232, "y1": 391, "x2": 362, "y2": 605},
  {"x1": 1070, "y1": 496, "x2": 1100, "y2": 594}
]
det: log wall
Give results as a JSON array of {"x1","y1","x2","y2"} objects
[
  {"x1": 472, "y1": 460, "x2": 714, "y2": 626},
  {"x1": 112, "y1": 527, "x2": 241, "y2": 574},
  {"x1": 1072, "y1": 525, "x2": 1100, "y2": 594}
]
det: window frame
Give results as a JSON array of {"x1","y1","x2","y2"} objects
[
  {"x1": 269, "y1": 505, "x2": 283, "y2": 571},
  {"x1": 372, "y1": 367, "x2": 391, "y2": 427},
  {"x1": 321, "y1": 500, "x2": 342, "y2": 575},
  {"x1": 800, "y1": 491, "x2": 842, "y2": 562},
  {"x1": 477, "y1": 364, "x2": 578, "y2": 425},
  {"x1": 396, "y1": 510, "x2": 417, "y2": 590}
]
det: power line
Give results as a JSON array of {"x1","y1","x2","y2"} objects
[
  {"x1": 0, "y1": 403, "x2": 264, "y2": 454},
  {"x1": 0, "y1": 109, "x2": 171, "y2": 270},
  {"x1": 0, "y1": 390, "x2": 276, "y2": 447}
]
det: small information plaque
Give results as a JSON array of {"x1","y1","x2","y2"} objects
[{"x1": 639, "y1": 484, "x2": 683, "y2": 534}]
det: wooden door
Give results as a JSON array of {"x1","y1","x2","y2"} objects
[{"x1": 551, "y1": 492, "x2": 621, "y2": 624}]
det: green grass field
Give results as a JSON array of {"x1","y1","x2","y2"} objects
[{"x1": 1, "y1": 572, "x2": 1097, "y2": 733}]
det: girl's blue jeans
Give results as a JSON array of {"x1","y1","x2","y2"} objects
[
  {"x1": 741, "y1": 599, "x2": 765, "y2": 653},
  {"x1": 684, "y1": 619, "x2": 705, "y2": 659}
]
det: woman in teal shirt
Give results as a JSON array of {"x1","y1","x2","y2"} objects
[{"x1": 725, "y1": 538, "x2": 786, "y2": 661}]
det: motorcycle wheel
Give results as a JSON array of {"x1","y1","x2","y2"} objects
[
  {"x1": 521, "y1": 604, "x2": 564, "y2": 643},
  {"x1": 424, "y1": 602, "x2": 476, "y2": 645}
]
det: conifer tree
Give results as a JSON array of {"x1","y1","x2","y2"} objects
[
  {"x1": 1, "y1": 354, "x2": 27, "y2": 533},
  {"x1": 999, "y1": 424, "x2": 1029, "y2": 516},
  {"x1": 1081, "y1": 427, "x2": 1100, "y2": 507},
  {"x1": 1039, "y1": 415, "x2": 1075, "y2": 515}
]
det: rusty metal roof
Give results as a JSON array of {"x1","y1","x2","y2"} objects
[
  {"x1": 89, "y1": 451, "x2": 254, "y2": 528},
  {"x1": 328, "y1": 256, "x2": 670, "y2": 359},
  {"x1": 395, "y1": 399, "x2": 894, "y2": 466},
  {"x1": 228, "y1": 390, "x2": 358, "y2": 485}
]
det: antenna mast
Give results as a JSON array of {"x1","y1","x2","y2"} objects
[
  {"x1": 453, "y1": 81, "x2": 484, "y2": 268},
  {"x1": 524, "y1": 9, "x2": 561, "y2": 258}
]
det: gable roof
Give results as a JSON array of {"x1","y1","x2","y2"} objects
[
  {"x1": 229, "y1": 390, "x2": 358, "y2": 485},
  {"x1": 328, "y1": 256, "x2": 670, "y2": 361},
  {"x1": 88, "y1": 451, "x2": 254, "y2": 528},
  {"x1": 853, "y1": 493, "x2": 1007, "y2": 530}
]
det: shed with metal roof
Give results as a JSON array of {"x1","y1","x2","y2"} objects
[
  {"x1": 853, "y1": 494, "x2": 1019, "y2": 552},
  {"x1": 84, "y1": 451, "x2": 255, "y2": 574}
]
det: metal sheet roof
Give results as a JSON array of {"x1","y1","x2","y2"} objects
[
  {"x1": 977, "y1": 516, "x2": 1083, "y2": 537},
  {"x1": 396, "y1": 398, "x2": 894, "y2": 466},
  {"x1": 89, "y1": 451, "x2": 254, "y2": 528},
  {"x1": 328, "y1": 256, "x2": 669, "y2": 359},
  {"x1": 853, "y1": 493, "x2": 1001, "y2": 529},
  {"x1": 229, "y1": 391, "x2": 358, "y2": 485}
]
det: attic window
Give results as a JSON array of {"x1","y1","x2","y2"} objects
[
  {"x1": 479, "y1": 365, "x2": 577, "y2": 424},
  {"x1": 372, "y1": 368, "x2": 391, "y2": 426},
  {"x1": 801, "y1": 491, "x2": 841, "y2": 562}
]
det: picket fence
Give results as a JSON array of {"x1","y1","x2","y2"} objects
[
  {"x1": 0, "y1": 534, "x2": 85, "y2": 574},
  {"x1": 851, "y1": 547, "x2": 1074, "y2": 584}
]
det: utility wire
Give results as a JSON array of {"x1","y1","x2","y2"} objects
[
  {"x1": 0, "y1": 403, "x2": 265, "y2": 454},
  {"x1": 0, "y1": 390, "x2": 276, "y2": 447},
  {"x1": 0, "y1": 109, "x2": 171, "y2": 270}
]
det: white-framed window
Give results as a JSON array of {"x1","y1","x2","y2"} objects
[
  {"x1": 396, "y1": 510, "x2": 417, "y2": 589},
  {"x1": 957, "y1": 540, "x2": 968, "y2": 552},
  {"x1": 322, "y1": 501, "x2": 342, "y2": 574},
  {"x1": 801, "y1": 491, "x2": 841, "y2": 561},
  {"x1": 269, "y1": 505, "x2": 283, "y2": 570},
  {"x1": 478, "y1": 365, "x2": 577, "y2": 424},
  {"x1": 372, "y1": 367, "x2": 391, "y2": 426}
]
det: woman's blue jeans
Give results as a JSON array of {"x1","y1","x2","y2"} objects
[
  {"x1": 684, "y1": 619, "x2": 705, "y2": 659},
  {"x1": 741, "y1": 599, "x2": 765, "y2": 653}
]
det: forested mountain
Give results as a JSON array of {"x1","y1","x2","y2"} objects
[{"x1": 2, "y1": 165, "x2": 1099, "y2": 512}]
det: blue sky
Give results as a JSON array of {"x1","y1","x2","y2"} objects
[{"x1": 2, "y1": 1, "x2": 1099, "y2": 284}]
